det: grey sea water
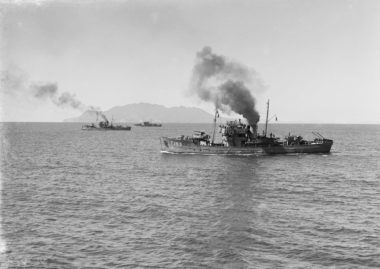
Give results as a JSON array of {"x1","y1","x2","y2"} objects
[{"x1": 1, "y1": 123, "x2": 379, "y2": 268}]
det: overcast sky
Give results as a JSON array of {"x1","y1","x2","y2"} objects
[{"x1": 1, "y1": 0, "x2": 379, "y2": 123}]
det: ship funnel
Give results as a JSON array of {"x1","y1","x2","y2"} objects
[
  {"x1": 246, "y1": 125, "x2": 256, "y2": 140},
  {"x1": 252, "y1": 125, "x2": 257, "y2": 138}
]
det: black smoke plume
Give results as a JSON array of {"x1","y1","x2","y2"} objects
[
  {"x1": 32, "y1": 83, "x2": 58, "y2": 98},
  {"x1": 31, "y1": 82, "x2": 85, "y2": 110},
  {"x1": 190, "y1": 46, "x2": 262, "y2": 127},
  {"x1": 55, "y1": 92, "x2": 84, "y2": 109},
  {"x1": 2, "y1": 67, "x2": 100, "y2": 116},
  {"x1": 219, "y1": 80, "x2": 259, "y2": 126}
]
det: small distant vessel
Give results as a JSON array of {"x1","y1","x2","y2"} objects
[
  {"x1": 160, "y1": 100, "x2": 333, "y2": 155},
  {"x1": 135, "y1": 121, "x2": 162, "y2": 127},
  {"x1": 82, "y1": 112, "x2": 131, "y2": 131}
]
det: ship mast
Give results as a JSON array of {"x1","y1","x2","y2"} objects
[
  {"x1": 211, "y1": 108, "x2": 218, "y2": 144},
  {"x1": 264, "y1": 99, "x2": 269, "y2": 137}
]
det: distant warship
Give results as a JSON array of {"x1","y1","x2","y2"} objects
[
  {"x1": 82, "y1": 112, "x2": 131, "y2": 131},
  {"x1": 160, "y1": 100, "x2": 333, "y2": 155},
  {"x1": 135, "y1": 121, "x2": 162, "y2": 127}
]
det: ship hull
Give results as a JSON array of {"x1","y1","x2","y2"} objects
[
  {"x1": 160, "y1": 137, "x2": 333, "y2": 155},
  {"x1": 135, "y1": 125, "x2": 161, "y2": 127},
  {"x1": 135, "y1": 124, "x2": 162, "y2": 127},
  {"x1": 82, "y1": 126, "x2": 131, "y2": 131}
]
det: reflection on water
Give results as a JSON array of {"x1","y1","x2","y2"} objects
[{"x1": 211, "y1": 158, "x2": 259, "y2": 267}]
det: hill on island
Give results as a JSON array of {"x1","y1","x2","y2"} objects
[{"x1": 63, "y1": 103, "x2": 219, "y2": 123}]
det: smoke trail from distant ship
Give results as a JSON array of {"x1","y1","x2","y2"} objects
[
  {"x1": 1, "y1": 67, "x2": 90, "y2": 111},
  {"x1": 31, "y1": 82, "x2": 85, "y2": 110},
  {"x1": 190, "y1": 46, "x2": 263, "y2": 128}
]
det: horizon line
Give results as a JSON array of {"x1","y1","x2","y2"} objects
[{"x1": 1, "y1": 121, "x2": 379, "y2": 125}]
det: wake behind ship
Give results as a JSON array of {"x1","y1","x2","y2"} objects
[{"x1": 160, "y1": 101, "x2": 333, "y2": 155}]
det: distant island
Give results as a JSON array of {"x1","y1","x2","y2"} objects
[{"x1": 63, "y1": 103, "x2": 219, "y2": 123}]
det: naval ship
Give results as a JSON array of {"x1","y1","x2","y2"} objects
[
  {"x1": 160, "y1": 100, "x2": 333, "y2": 155},
  {"x1": 82, "y1": 112, "x2": 131, "y2": 131},
  {"x1": 135, "y1": 121, "x2": 162, "y2": 127}
]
